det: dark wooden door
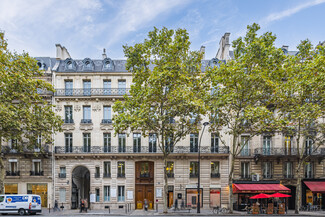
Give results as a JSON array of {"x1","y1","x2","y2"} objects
[
  {"x1": 136, "y1": 185, "x2": 144, "y2": 209},
  {"x1": 146, "y1": 185, "x2": 154, "y2": 209},
  {"x1": 168, "y1": 191, "x2": 173, "y2": 208}
]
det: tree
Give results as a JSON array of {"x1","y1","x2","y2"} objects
[
  {"x1": 0, "y1": 31, "x2": 62, "y2": 193},
  {"x1": 274, "y1": 40, "x2": 325, "y2": 214},
  {"x1": 205, "y1": 23, "x2": 284, "y2": 212},
  {"x1": 113, "y1": 27, "x2": 207, "y2": 213}
]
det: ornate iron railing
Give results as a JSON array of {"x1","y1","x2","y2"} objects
[
  {"x1": 1, "y1": 145, "x2": 50, "y2": 154},
  {"x1": 6, "y1": 171, "x2": 20, "y2": 176},
  {"x1": 54, "y1": 145, "x2": 229, "y2": 154},
  {"x1": 30, "y1": 171, "x2": 44, "y2": 176},
  {"x1": 102, "y1": 119, "x2": 112, "y2": 124},
  {"x1": 254, "y1": 148, "x2": 323, "y2": 156},
  {"x1": 55, "y1": 88, "x2": 130, "y2": 96},
  {"x1": 59, "y1": 173, "x2": 66, "y2": 178},
  {"x1": 211, "y1": 173, "x2": 220, "y2": 178}
]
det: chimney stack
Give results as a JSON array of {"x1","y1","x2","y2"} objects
[
  {"x1": 55, "y1": 44, "x2": 71, "y2": 60},
  {"x1": 200, "y1": 46, "x2": 206, "y2": 59},
  {"x1": 282, "y1": 45, "x2": 289, "y2": 51},
  {"x1": 102, "y1": 48, "x2": 107, "y2": 59}
]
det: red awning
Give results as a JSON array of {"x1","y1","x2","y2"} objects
[
  {"x1": 304, "y1": 181, "x2": 325, "y2": 193},
  {"x1": 233, "y1": 184, "x2": 291, "y2": 193}
]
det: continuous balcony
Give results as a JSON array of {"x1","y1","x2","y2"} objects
[
  {"x1": 54, "y1": 145, "x2": 229, "y2": 155},
  {"x1": 55, "y1": 88, "x2": 130, "y2": 97},
  {"x1": 254, "y1": 148, "x2": 325, "y2": 157},
  {"x1": 1, "y1": 145, "x2": 50, "y2": 154}
]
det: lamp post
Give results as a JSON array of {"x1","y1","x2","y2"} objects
[{"x1": 197, "y1": 121, "x2": 209, "y2": 213}]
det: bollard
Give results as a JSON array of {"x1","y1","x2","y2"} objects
[
  {"x1": 49, "y1": 204, "x2": 50, "y2": 213},
  {"x1": 125, "y1": 204, "x2": 127, "y2": 213},
  {"x1": 156, "y1": 202, "x2": 158, "y2": 212}
]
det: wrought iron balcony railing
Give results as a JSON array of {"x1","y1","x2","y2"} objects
[
  {"x1": 6, "y1": 171, "x2": 20, "y2": 176},
  {"x1": 263, "y1": 174, "x2": 273, "y2": 179},
  {"x1": 1, "y1": 145, "x2": 50, "y2": 154},
  {"x1": 55, "y1": 88, "x2": 130, "y2": 96},
  {"x1": 117, "y1": 173, "x2": 125, "y2": 178},
  {"x1": 167, "y1": 173, "x2": 174, "y2": 178},
  {"x1": 95, "y1": 173, "x2": 100, "y2": 178},
  {"x1": 81, "y1": 119, "x2": 92, "y2": 124},
  {"x1": 240, "y1": 149, "x2": 251, "y2": 156},
  {"x1": 54, "y1": 145, "x2": 230, "y2": 154},
  {"x1": 103, "y1": 173, "x2": 111, "y2": 178},
  {"x1": 255, "y1": 148, "x2": 323, "y2": 156},
  {"x1": 190, "y1": 173, "x2": 198, "y2": 178},
  {"x1": 30, "y1": 171, "x2": 44, "y2": 176},
  {"x1": 211, "y1": 173, "x2": 220, "y2": 178},
  {"x1": 101, "y1": 119, "x2": 112, "y2": 124},
  {"x1": 240, "y1": 174, "x2": 251, "y2": 180},
  {"x1": 63, "y1": 119, "x2": 74, "y2": 124},
  {"x1": 283, "y1": 174, "x2": 294, "y2": 179}
]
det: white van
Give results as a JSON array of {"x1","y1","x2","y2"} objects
[{"x1": 0, "y1": 194, "x2": 42, "y2": 215}]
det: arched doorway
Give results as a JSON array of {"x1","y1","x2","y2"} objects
[
  {"x1": 71, "y1": 166, "x2": 90, "y2": 209},
  {"x1": 135, "y1": 161, "x2": 154, "y2": 209}
]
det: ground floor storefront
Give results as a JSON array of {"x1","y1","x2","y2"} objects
[
  {"x1": 4, "y1": 182, "x2": 51, "y2": 207},
  {"x1": 302, "y1": 180, "x2": 325, "y2": 210}
]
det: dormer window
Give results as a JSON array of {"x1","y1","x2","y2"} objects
[
  {"x1": 104, "y1": 61, "x2": 111, "y2": 69},
  {"x1": 37, "y1": 61, "x2": 46, "y2": 70},
  {"x1": 67, "y1": 61, "x2": 73, "y2": 69},
  {"x1": 82, "y1": 58, "x2": 94, "y2": 71},
  {"x1": 102, "y1": 58, "x2": 114, "y2": 71},
  {"x1": 64, "y1": 58, "x2": 76, "y2": 71},
  {"x1": 209, "y1": 58, "x2": 221, "y2": 68}
]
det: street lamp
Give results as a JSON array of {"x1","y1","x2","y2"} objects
[{"x1": 197, "y1": 121, "x2": 209, "y2": 213}]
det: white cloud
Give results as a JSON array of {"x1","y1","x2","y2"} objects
[{"x1": 260, "y1": 0, "x2": 325, "y2": 26}]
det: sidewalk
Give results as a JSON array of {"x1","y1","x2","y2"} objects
[{"x1": 42, "y1": 207, "x2": 325, "y2": 216}]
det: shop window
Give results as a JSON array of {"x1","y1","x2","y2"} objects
[
  {"x1": 27, "y1": 183, "x2": 47, "y2": 207},
  {"x1": 210, "y1": 189, "x2": 221, "y2": 207},
  {"x1": 211, "y1": 162, "x2": 220, "y2": 178},
  {"x1": 104, "y1": 186, "x2": 110, "y2": 202},
  {"x1": 59, "y1": 188, "x2": 66, "y2": 202},
  {"x1": 4, "y1": 183, "x2": 18, "y2": 194},
  {"x1": 117, "y1": 162, "x2": 125, "y2": 178},
  {"x1": 166, "y1": 161, "x2": 174, "y2": 178},
  {"x1": 186, "y1": 189, "x2": 202, "y2": 208},
  {"x1": 190, "y1": 161, "x2": 198, "y2": 178}
]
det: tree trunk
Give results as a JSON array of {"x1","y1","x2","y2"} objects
[
  {"x1": 228, "y1": 154, "x2": 235, "y2": 213},
  {"x1": 295, "y1": 161, "x2": 303, "y2": 214},
  {"x1": 0, "y1": 139, "x2": 4, "y2": 194},
  {"x1": 163, "y1": 157, "x2": 168, "y2": 213}
]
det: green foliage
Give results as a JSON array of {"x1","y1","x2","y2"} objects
[
  {"x1": 0, "y1": 31, "x2": 62, "y2": 150},
  {"x1": 113, "y1": 27, "x2": 208, "y2": 153}
]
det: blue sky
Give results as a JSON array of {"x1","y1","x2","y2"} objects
[{"x1": 0, "y1": 0, "x2": 325, "y2": 60}]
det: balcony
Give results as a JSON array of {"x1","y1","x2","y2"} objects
[
  {"x1": 101, "y1": 119, "x2": 112, "y2": 124},
  {"x1": 95, "y1": 173, "x2": 100, "y2": 178},
  {"x1": 240, "y1": 174, "x2": 251, "y2": 180},
  {"x1": 54, "y1": 145, "x2": 230, "y2": 154},
  {"x1": 30, "y1": 171, "x2": 44, "y2": 176},
  {"x1": 59, "y1": 173, "x2": 66, "y2": 178},
  {"x1": 211, "y1": 173, "x2": 220, "y2": 178},
  {"x1": 190, "y1": 147, "x2": 198, "y2": 153},
  {"x1": 240, "y1": 149, "x2": 251, "y2": 156},
  {"x1": 263, "y1": 174, "x2": 273, "y2": 179},
  {"x1": 1, "y1": 146, "x2": 50, "y2": 154},
  {"x1": 167, "y1": 173, "x2": 174, "y2": 178},
  {"x1": 6, "y1": 171, "x2": 20, "y2": 176},
  {"x1": 190, "y1": 173, "x2": 198, "y2": 178},
  {"x1": 255, "y1": 148, "x2": 298, "y2": 156},
  {"x1": 117, "y1": 173, "x2": 125, "y2": 178},
  {"x1": 63, "y1": 119, "x2": 74, "y2": 124},
  {"x1": 55, "y1": 88, "x2": 130, "y2": 97},
  {"x1": 103, "y1": 173, "x2": 111, "y2": 178},
  {"x1": 81, "y1": 119, "x2": 92, "y2": 124}
]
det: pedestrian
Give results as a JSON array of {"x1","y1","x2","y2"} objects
[
  {"x1": 80, "y1": 199, "x2": 84, "y2": 213},
  {"x1": 144, "y1": 198, "x2": 148, "y2": 211},
  {"x1": 84, "y1": 198, "x2": 88, "y2": 212},
  {"x1": 53, "y1": 200, "x2": 60, "y2": 212}
]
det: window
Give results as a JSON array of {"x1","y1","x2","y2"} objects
[
  {"x1": 82, "y1": 106, "x2": 91, "y2": 123},
  {"x1": 117, "y1": 161, "x2": 125, "y2": 178},
  {"x1": 103, "y1": 106, "x2": 112, "y2": 123},
  {"x1": 211, "y1": 162, "x2": 220, "y2": 178},
  {"x1": 104, "y1": 186, "x2": 110, "y2": 202},
  {"x1": 4, "y1": 184, "x2": 18, "y2": 194},
  {"x1": 35, "y1": 135, "x2": 41, "y2": 151},
  {"x1": 133, "y1": 133, "x2": 141, "y2": 153},
  {"x1": 165, "y1": 136, "x2": 173, "y2": 153},
  {"x1": 118, "y1": 134, "x2": 126, "y2": 153},
  {"x1": 241, "y1": 136, "x2": 250, "y2": 156},
  {"x1": 9, "y1": 139, "x2": 18, "y2": 149},
  {"x1": 211, "y1": 133, "x2": 219, "y2": 153},
  {"x1": 83, "y1": 133, "x2": 91, "y2": 152},
  {"x1": 64, "y1": 106, "x2": 73, "y2": 123},
  {"x1": 190, "y1": 134, "x2": 198, "y2": 153},
  {"x1": 103, "y1": 80, "x2": 111, "y2": 95},
  {"x1": 166, "y1": 161, "x2": 174, "y2": 178},
  {"x1": 263, "y1": 136, "x2": 272, "y2": 155},
  {"x1": 241, "y1": 162, "x2": 250, "y2": 179},
  {"x1": 8, "y1": 159, "x2": 18, "y2": 176},
  {"x1": 190, "y1": 161, "x2": 199, "y2": 178},
  {"x1": 95, "y1": 167, "x2": 100, "y2": 178},
  {"x1": 283, "y1": 162, "x2": 293, "y2": 178},
  {"x1": 189, "y1": 113, "x2": 197, "y2": 124},
  {"x1": 95, "y1": 188, "x2": 100, "y2": 202},
  {"x1": 305, "y1": 162, "x2": 314, "y2": 178},
  {"x1": 103, "y1": 133, "x2": 111, "y2": 152},
  {"x1": 59, "y1": 167, "x2": 66, "y2": 178},
  {"x1": 284, "y1": 136, "x2": 292, "y2": 155},
  {"x1": 149, "y1": 133, "x2": 157, "y2": 153},
  {"x1": 83, "y1": 80, "x2": 91, "y2": 96},
  {"x1": 118, "y1": 80, "x2": 126, "y2": 95},
  {"x1": 31, "y1": 160, "x2": 42, "y2": 176},
  {"x1": 140, "y1": 162, "x2": 150, "y2": 178},
  {"x1": 262, "y1": 162, "x2": 272, "y2": 179},
  {"x1": 65, "y1": 80, "x2": 73, "y2": 96},
  {"x1": 118, "y1": 186, "x2": 125, "y2": 201},
  {"x1": 65, "y1": 133, "x2": 73, "y2": 153},
  {"x1": 305, "y1": 137, "x2": 313, "y2": 155},
  {"x1": 59, "y1": 188, "x2": 66, "y2": 202},
  {"x1": 104, "y1": 162, "x2": 111, "y2": 178}
]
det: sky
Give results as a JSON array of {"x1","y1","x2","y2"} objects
[{"x1": 0, "y1": 0, "x2": 325, "y2": 60}]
